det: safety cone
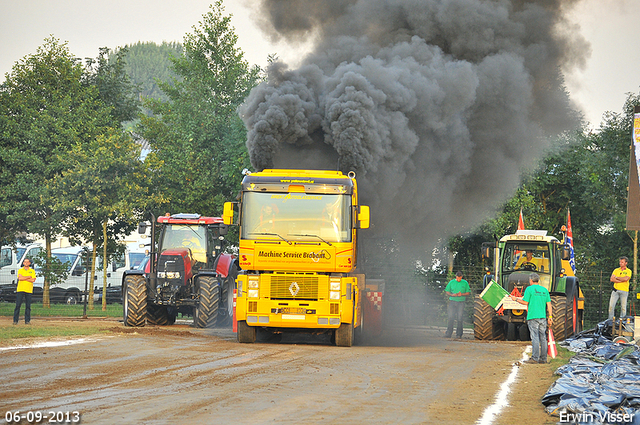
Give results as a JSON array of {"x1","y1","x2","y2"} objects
[{"x1": 547, "y1": 328, "x2": 558, "y2": 359}]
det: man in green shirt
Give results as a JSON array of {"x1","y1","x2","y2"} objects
[
  {"x1": 510, "y1": 273, "x2": 553, "y2": 364},
  {"x1": 444, "y1": 271, "x2": 471, "y2": 339}
]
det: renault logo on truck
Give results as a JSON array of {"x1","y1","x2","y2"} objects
[{"x1": 289, "y1": 282, "x2": 300, "y2": 296}]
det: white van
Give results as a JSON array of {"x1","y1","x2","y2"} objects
[
  {"x1": 0, "y1": 244, "x2": 44, "y2": 285},
  {"x1": 33, "y1": 246, "x2": 96, "y2": 303}
]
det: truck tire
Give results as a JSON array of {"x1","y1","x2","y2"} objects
[
  {"x1": 506, "y1": 322, "x2": 517, "y2": 341},
  {"x1": 147, "y1": 305, "x2": 175, "y2": 326},
  {"x1": 335, "y1": 322, "x2": 354, "y2": 347},
  {"x1": 551, "y1": 295, "x2": 573, "y2": 341},
  {"x1": 518, "y1": 323, "x2": 530, "y2": 341},
  {"x1": 65, "y1": 290, "x2": 80, "y2": 305},
  {"x1": 237, "y1": 320, "x2": 256, "y2": 343},
  {"x1": 194, "y1": 276, "x2": 219, "y2": 328},
  {"x1": 124, "y1": 275, "x2": 147, "y2": 327},
  {"x1": 473, "y1": 295, "x2": 504, "y2": 340}
]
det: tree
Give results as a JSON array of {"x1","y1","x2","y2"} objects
[
  {"x1": 0, "y1": 37, "x2": 114, "y2": 306},
  {"x1": 137, "y1": 1, "x2": 261, "y2": 217},
  {"x1": 84, "y1": 46, "x2": 141, "y2": 126},
  {"x1": 122, "y1": 41, "x2": 184, "y2": 103},
  {"x1": 54, "y1": 132, "x2": 163, "y2": 310}
]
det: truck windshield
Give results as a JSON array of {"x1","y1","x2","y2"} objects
[
  {"x1": 52, "y1": 253, "x2": 79, "y2": 271},
  {"x1": 161, "y1": 224, "x2": 207, "y2": 263},
  {"x1": 241, "y1": 192, "x2": 352, "y2": 243},
  {"x1": 502, "y1": 243, "x2": 551, "y2": 274}
]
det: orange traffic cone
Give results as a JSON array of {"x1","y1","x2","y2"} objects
[{"x1": 547, "y1": 328, "x2": 558, "y2": 359}]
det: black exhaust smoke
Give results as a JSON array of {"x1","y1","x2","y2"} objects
[{"x1": 239, "y1": 0, "x2": 588, "y2": 253}]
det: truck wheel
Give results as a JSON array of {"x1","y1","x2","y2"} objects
[
  {"x1": 237, "y1": 320, "x2": 256, "y2": 343},
  {"x1": 551, "y1": 295, "x2": 573, "y2": 341},
  {"x1": 335, "y1": 322, "x2": 354, "y2": 347},
  {"x1": 124, "y1": 275, "x2": 147, "y2": 327},
  {"x1": 194, "y1": 276, "x2": 219, "y2": 328},
  {"x1": 65, "y1": 290, "x2": 80, "y2": 305},
  {"x1": 473, "y1": 295, "x2": 504, "y2": 340},
  {"x1": 518, "y1": 323, "x2": 530, "y2": 341},
  {"x1": 147, "y1": 305, "x2": 175, "y2": 325},
  {"x1": 506, "y1": 322, "x2": 517, "y2": 341}
]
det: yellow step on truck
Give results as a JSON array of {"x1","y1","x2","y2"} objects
[{"x1": 223, "y1": 169, "x2": 379, "y2": 346}]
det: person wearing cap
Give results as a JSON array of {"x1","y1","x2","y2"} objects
[
  {"x1": 608, "y1": 256, "x2": 632, "y2": 320},
  {"x1": 14, "y1": 258, "x2": 36, "y2": 325},
  {"x1": 444, "y1": 271, "x2": 471, "y2": 339},
  {"x1": 510, "y1": 273, "x2": 553, "y2": 364}
]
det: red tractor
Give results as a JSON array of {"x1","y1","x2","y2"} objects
[{"x1": 123, "y1": 213, "x2": 238, "y2": 328}]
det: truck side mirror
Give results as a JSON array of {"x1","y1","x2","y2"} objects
[
  {"x1": 223, "y1": 202, "x2": 235, "y2": 225},
  {"x1": 357, "y1": 205, "x2": 370, "y2": 229},
  {"x1": 218, "y1": 224, "x2": 229, "y2": 236},
  {"x1": 481, "y1": 242, "x2": 495, "y2": 259},
  {"x1": 137, "y1": 222, "x2": 147, "y2": 234}
]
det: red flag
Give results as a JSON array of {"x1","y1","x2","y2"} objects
[
  {"x1": 548, "y1": 328, "x2": 558, "y2": 359},
  {"x1": 518, "y1": 208, "x2": 525, "y2": 230}
]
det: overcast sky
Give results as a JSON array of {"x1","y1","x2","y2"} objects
[{"x1": 0, "y1": 0, "x2": 638, "y2": 127}]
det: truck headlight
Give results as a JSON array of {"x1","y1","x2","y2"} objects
[
  {"x1": 329, "y1": 291, "x2": 340, "y2": 300},
  {"x1": 329, "y1": 281, "x2": 341, "y2": 291},
  {"x1": 248, "y1": 289, "x2": 259, "y2": 298},
  {"x1": 248, "y1": 280, "x2": 259, "y2": 289}
]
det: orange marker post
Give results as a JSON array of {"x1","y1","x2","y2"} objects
[
  {"x1": 547, "y1": 328, "x2": 558, "y2": 359},
  {"x1": 232, "y1": 289, "x2": 237, "y2": 333}
]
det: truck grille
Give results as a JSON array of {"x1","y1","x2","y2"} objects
[{"x1": 269, "y1": 275, "x2": 319, "y2": 300}]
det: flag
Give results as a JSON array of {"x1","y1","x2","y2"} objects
[
  {"x1": 566, "y1": 209, "x2": 576, "y2": 273},
  {"x1": 518, "y1": 208, "x2": 525, "y2": 230}
]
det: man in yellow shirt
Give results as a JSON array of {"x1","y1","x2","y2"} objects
[
  {"x1": 608, "y1": 256, "x2": 632, "y2": 320},
  {"x1": 14, "y1": 258, "x2": 36, "y2": 325},
  {"x1": 515, "y1": 251, "x2": 539, "y2": 271}
]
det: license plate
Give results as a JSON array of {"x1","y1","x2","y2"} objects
[{"x1": 280, "y1": 307, "x2": 306, "y2": 314}]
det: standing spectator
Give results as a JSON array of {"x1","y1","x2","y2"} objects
[
  {"x1": 444, "y1": 271, "x2": 471, "y2": 339},
  {"x1": 608, "y1": 256, "x2": 632, "y2": 320},
  {"x1": 510, "y1": 273, "x2": 553, "y2": 364},
  {"x1": 14, "y1": 258, "x2": 36, "y2": 325}
]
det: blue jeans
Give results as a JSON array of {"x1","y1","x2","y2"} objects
[
  {"x1": 608, "y1": 290, "x2": 629, "y2": 319},
  {"x1": 528, "y1": 318, "x2": 547, "y2": 362},
  {"x1": 446, "y1": 301, "x2": 465, "y2": 338},
  {"x1": 14, "y1": 292, "x2": 32, "y2": 324}
]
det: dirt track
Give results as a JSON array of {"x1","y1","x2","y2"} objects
[{"x1": 0, "y1": 318, "x2": 558, "y2": 424}]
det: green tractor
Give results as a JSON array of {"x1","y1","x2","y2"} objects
[{"x1": 474, "y1": 230, "x2": 584, "y2": 341}]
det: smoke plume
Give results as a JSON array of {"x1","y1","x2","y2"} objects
[{"x1": 239, "y1": 0, "x2": 588, "y2": 255}]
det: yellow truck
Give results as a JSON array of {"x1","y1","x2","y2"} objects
[{"x1": 223, "y1": 169, "x2": 379, "y2": 346}]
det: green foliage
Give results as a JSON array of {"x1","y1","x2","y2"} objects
[
  {"x1": 32, "y1": 251, "x2": 69, "y2": 288},
  {"x1": 137, "y1": 1, "x2": 260, "y2": 216},
  {"x1": 53, "y1": 132, "x2": 163, "y2": 263},
  {"x1": 0, "y1": 37, "x2": 114, "y2": 260},
  {"x1": 121, "y1": 41, "x2": 183, "y2": 103},
  {"x1": 84, "y1": 47, "x2": 141, "y2": 125}
]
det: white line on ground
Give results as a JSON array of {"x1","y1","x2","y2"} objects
[
  {"x1": 476, "y1": 345, "x2": 532, "y2": 425},
  {"x1": 0, "y1": 336, "x2": 108, "y2": 352}
]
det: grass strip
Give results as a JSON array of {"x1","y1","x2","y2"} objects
[{"x1": 0, "y1": 302, "x2": 123, "y2": 318}]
